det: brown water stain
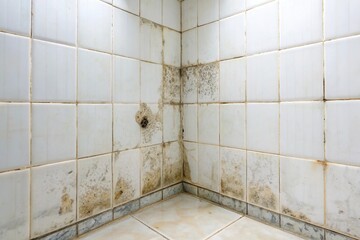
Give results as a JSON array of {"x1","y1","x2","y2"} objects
[
  {"x1": 282, "y1": 207, "x2": 311, "y2": 221},
  {"x1": 114, "y1": 178, "x2": 135, "y2": 205},
  {"x1": 59, "y1": 187, "x2": 74, "y2": 215},
  {"x1": 221, "y1": 175, "x2": 244, "y2": 200},
  {"x1": 141, "y1": 146, "x2": 162, "y2": 194},
  {"x1": 163, "y1": 66, "x2": 181, "y2": 103},
  {"x1": 248, "y1": 185, "x2": 277, "y2": 210},
  {"x1": 79, "y1": 187, "x2": 111, "y2": 219}
]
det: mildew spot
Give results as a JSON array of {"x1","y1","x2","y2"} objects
[
  {"x1": 198, "y1": 63, "x2": 219, "y2": 101},
  {"x1": 181, "y1": 66, "x2": 198, "y2": 100},
  {"x1": 163, "y1": 142, "x2": 182, "y2": 186},
  {"x1": 141, "y1": 146, "x2": 162, "y2": 194},
  {"x1": 135, "y1": 103, "x2": 162, "y2": 143},
  {"x1": 248, "y1": 185, "x2": 277, "y2": 210},
  {"x1": 114, "y1": 178, "x2": 135, "y2": 204},
  {"x1": 221, "y1": 175, "x2": 244, "y2": 199},
  {"x1": 79, "y1": 187, "x2": 111, "y2": 219},
  {"x1": 282, "y1": 207, "x2": 311, "y2": 221},
  {"x1": 59, "y1": 187, "x2": 74, "y2": 215},
  {"x1": 163, "y1": 66, "x2": 180, "y2": 103}
]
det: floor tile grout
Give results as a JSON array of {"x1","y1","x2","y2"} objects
[
  {"x1": 130, "y1": 215, "x2": 171, "y2": 240},
  {"x1": 204, "y1": 216, "x2": 244, "y2": 240}
]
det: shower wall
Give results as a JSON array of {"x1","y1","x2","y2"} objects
[
  {"x1": 181, "y1": 0, "x2": 360, "y2": 239},
  {"x1": 0, "y1": 0, "x2": 181, "y2": 239}
]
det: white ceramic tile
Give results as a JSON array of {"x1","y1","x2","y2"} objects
[
  {"x1": 280, "y1": 102, "x2": 324, "y2": 160},
  {"x1": 163, "y1": 105, "x2": 180, "y2": 142},
  {"x1": 220, "y1": 58, "x2": 246, "y2": 102},
  {"x1": 114, "y1": 9, "x2": 140, "y2": 59},
  {"x1": 198, "y1": 0, "x2": 219, "y2": 25},
  {"x1": 31, "y1": 161, "x2": 76, "y2": 238},
  {"x1": 163, "y1": 0, "x2": 181, "y2": 31},
  {"x1": 113, "y1": 56, "x2": 140, "y2": 103},
  {"x1": 32, "y1": 104, "x2": 76, "y2": 165},
  {"x1": 198, "y1": 63, "x2": 220, "y2": 102},
  {"x1": 162, "y1": 141, "x2": 182, "y2": 186},
  {"x1": 220, "y1": 13, "x2": 245, "y2": 59},
  {"x1": 220, "y1": 104, "x2": 246, "y2": 149},
  {"x1": 113, "y1": 149, "x2": 141, "y2": 206},
  {"x1": 220, "y1": 147, "x2": 246, "y2": 200},
  {"x1": 326, "y1": 101, "x2": 360, "y2": 166},
  {"x1": 183, "y1": 104, "x2": 197, "y2": 142},
  {"x1": 0, "y1": 103, "x2": 29, "y2": 171},
  {"x1": 184, "y1": 142, "x2": 198, "y2": 183},
  {"x1": 247, "y1": 151, "x2": 279, "y2": 211},
  {"x1": 0, "y1": 170, "x2": 29, "y2": 240},
  {"x1": 181, "y1": 66, "x2": 198, "y2": 103},
  {"x1": 78, "y1": 104, "x2": 112, "y2": 158},
  {"x1": 78, "y1": 155, "x2": 112, "y2": 220},
  {"x1": 163, "y1": 28, "x2": 181, "y2": 67},
  {"x1": 325, "y1": 36, "x2": 360, "y2": 99},
  {"x1": 32, "y1": 40, "x2": 76, "y2": 102},
  {"x1": 32, "y1": 0, "x2": 76, "y2": 45},
  {"x1": 220, "y1": 0, "x2": 245, "y2": 19},
  {"x1": 114, "y1": 104, "x2": 141, "y2": 151},
  {"x1": 0, "y1": 33, "x2": 30, "y2": 101},
  {"x1": 114, "y1": 0, "x2": 139, "y2": 15},
  {"x1": 78, "y1": 49, "x2": 112, "y2": 103},
  {"x1": 199, "y1": 104, "x2": 219, "y2": 145},
  {"x1": 140, "y1": 62, "x2": 162, "y2": 103},
  {"x1": 78, "y1": 0, "x2": 112, "y2": 53},
  {"x1": 182, "y1": 0, "x2": 197, "y2": 31},
  {"x1": 182, "y1": 29, "x2": 198, "y2": 66},
  {"x1": 140, "y1": 19, "x2": 163, "y2": 64},
  {"x1": 280, "y1": 0, "x2": 323, "y2": 48},
  {"x1": 198, "y1": 144, "x2": 220, "y2": 192},
  {"x1": 163, "y1": 66, "x2": 181, "y2": 103},
  {"x1": 247, "y1": 0, "x2": 273, "y2": 9},
  {"x1": 247, "y1": 1, "x2": 278, "y2": 54},
  {"x1": 0, "y1": 0, "x2": 31, "y2": 36},
  {"x1": 139, "y1": 103, "x2": 163, "y2": 146},
  {"x1": 280, "y1": 43, "x2": 323, "y2": 101},
  {"x1": 141, "y1": 145, "x2": 162, "y2": 194},
  {"x1": 140, "y1": 0, "x2": 162, "y2": 24},
  {"x1": 247, "y1": 51, "x2": 279, "y2": 102},
  {"x1": 326, "y1": 164, "x2": 360, "y2": 238},
  {"x1": 198, "y1": 22, "x2": 219, "y2": 64},
  {"x1": 247, "y1": 103, "x2": 279, "y2": 154},
  {"x1": 325, "y1": 0, "x2": 360, "y2": 40},
  {"x1": 280, "y1": 157, "x2": 324, "y2": 225}
]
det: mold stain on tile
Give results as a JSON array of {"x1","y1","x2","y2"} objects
[
  {"x1": 198, "y1": 63, "x2": 219, "y2": 101},
  {"x1": 141, "y1": 146, "x2": 162, "y2": 195},
  {"x1": 135, "y1": 103, "x2": 162, "y2": 144},
  {"x1": 181, "y1": 66, "x2": 198, "y2": 100},
  {"x1": 163, "y1": 142, "x2": 183, "y2": 186},
  {"x1": 59, "y1": 187, "x2": 74, "y2": 215},
  {"x1": 163, "y1": 66, "x2": 181, "y2": 103},
  {"x1": 282, "y1": 207, "x2": 311, "y2": 222},
  {"x1": 114, "y1": 178, "x2": 135, "y2": 205},
  {"x1": 248, "y1": 185, "x2": 277, "y2": 210},
  {"x1": 79, "y1": 186, "x2": 111, "y2": 219},
  {"x1": 221, "y1": 174, "x2": 244, "y2": 200}
]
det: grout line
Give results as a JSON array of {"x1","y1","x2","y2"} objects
[
  {"x1": 204, "y1": 216, "x2": 243, "y2": 240},
  {"x1": 130, "y1": 215, "x2": 171, "y2": 240}
]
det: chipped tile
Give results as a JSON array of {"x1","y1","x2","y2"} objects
[
  {"x1": 162, "y1": 142, "x2": 182, "y2": 187},
  {"x1": 141, "y1": 145, "x2": 162, "y2": 194}
]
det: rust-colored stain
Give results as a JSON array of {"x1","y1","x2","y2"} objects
[
  {"x1": 79, "y1": 187, "x2": 111, "y2": 219},
  {"x1": 282, "y1": 207, "x2": 311, "y2": 222}
]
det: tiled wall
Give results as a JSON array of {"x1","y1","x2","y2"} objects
[
  {"x1": 0, "y1": 0, "x2": 181, "y2": 239},
  {"x1": 181, "y1": 0, "x2": 360, "y2": 239}
]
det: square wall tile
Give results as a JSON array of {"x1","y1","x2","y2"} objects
[
  {"x1": 114, "y1": 104, "x2": 141, "y2": 151},
  {"x1": 114, "y1": 0, "x2": 139, "y2": 15},
  {"x1": 247, "y1": 103, "x2": 279, "y2": 154},
  {"x1": 32, "y1": 40, "x2": 76, "y2": 102},
  {"x1": 114, "y1": 9, "x2": 140, "y2": 59},
  {"x1": 163, "y1": 0, "x2": 181, "y2": 31},
  {"x1": 198, "y1": 63, "x2": 220, "y2": 103},
  {"x1": 184, "y1": 142, "x2": 198, "y2": 183},
  {"x1": 78, "y1": 104, "x2": 112, "y2": 158},
  {"x1": 198, "y1": 144, "x2": 220, "y2": 192},
  {"x1": 198, "y1": 22, "x2": 219, "y2": 64},
  {"x1": 280, "y1": 157, "x2": 324, "y2": 225},
  {"x1": 247, "y1": 0, "x2": 273, "y2": 9},
  {"x1": 141, "y1": 145, "x2": 162, "y2": 194},
  {"x1": 113, "y1": 149, "x2": 141, "y2": 206},
  {"x1": 220, "y1": 104, "x2": 246, "y2": 149},
  {"x1": 220, "y1": 58, "x2": 246, "y2": 102},
  {"x1": 140, "y1": 19, "x2": 163, "y2": 64},
  {"x1": 163, "y1": 141, "x2": 182, "y2": 186},
  {"x1": 32, "y1": 104, "x2": 76, "y2": 165},
  {"x1": 139, "y1": 103, "x2": 163, "y2": 146},
  {"x1": 78, "y1": 49, "x2": 112, "y2": 103},
  {"x1": 280, "y1": 43, "x2": 323, "y2": 101},
  {"x1": 0, "y1": 33, "x2": 30, "y2": 101},
  {"x1": 32, "y1": 0, "x2": 76, "y2": 45},
  {"x1": 182, "y1": 29, "x2": 198, "y2": 66},
  {"x1": 247, "y1": 151, "x2": 279, "y2": 211},
  {"x1": 280, "y1": 102, "x2": 324, "y2": 160},
  {"x1": 326, "y1": 164, "x2": 360, "y2": 238},
  {"x1": 220, "y1": 147, "x2": 246, "y2": 200},
  {"x1": 198, "y1": 0, "x2": 219, "y2": 25},
  {"x1": 78, "y1": 0, "x2": 112, "y2": 53},
  {"x1": 183, "y1": 104, "x2": 197, "y2": 142},
  {"x1": 247, "y1": 1, "x2": 278, "y2": 55},
  {"x1": 325, "y1": 36, "x2": 360, "y2": 99},
  {"x1": 247, "y1": 51, "x2": 279, "y2": 102},
  {"x1": 0, "y1": 0, "x2": 31, "y2": 36},
  {"x1": 280, "y1": 0, "x2": 322, "y2": 49},
  {"x1": 181, "y1": 66, "x2": 198, "y2": 103},
  {"x1": 31, "y1": 161, "x2": 76, "y2": 238},
  {"x1": 0, "y1": 103, "x2": 29, "y2": 171},
  {"x1": 326, "y1": 101, "x2": 360, "y2": 166},
  {"x1": 220, "y1": 0, "x2": 245, "y2": 19},
  {"x1": 164, "y1": 29, "x2": 181, "y2": 67},
  {"x1": 163, "y1": 66, "x2": 181, "y2": 104},
  {"x1": 113, "y1": 56, "x2": 140, "y2": 103},
  {"x1": 0, "y1": 170, "x2": 29, "y2": 240},
  {"x1": 325, "y1": 0, "x2": 360, "y2": 40},
  {"x1": 182, "y1": 0, "x2": 197, "y2": 31},
  {"x1": 78, "y1": 155, "x2": 112, "y2": 220},
  {"x1": 220, "y1": 13, "x2": 245, "y2": 59},
  {"x1": 140, "y1": 0, "x2": 162, "y2": 24},
  {"x1": 199, "y1": 104, "x2": 219, "y2": 145},
  {"x1": 141, "y1": 62, "x2": 162, "y2": 104},
  {"x1": 163, "y1": 105, "x2": 180, "y2": 142}
]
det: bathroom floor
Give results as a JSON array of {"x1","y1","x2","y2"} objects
[{"x1": 77, "y1": 193, "x2": 304, "y2": 240}]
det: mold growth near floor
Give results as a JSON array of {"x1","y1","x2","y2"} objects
[{"x1": 141, "y1": 145, "x2": 162, "y2": 195}]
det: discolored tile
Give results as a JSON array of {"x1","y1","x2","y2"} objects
[
  {"x1": 162, "y1": 142, "x2": 182, "y2": 187},
  {"x1": 141, "y1": 145, "x2": 162, "y2": 195}
]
